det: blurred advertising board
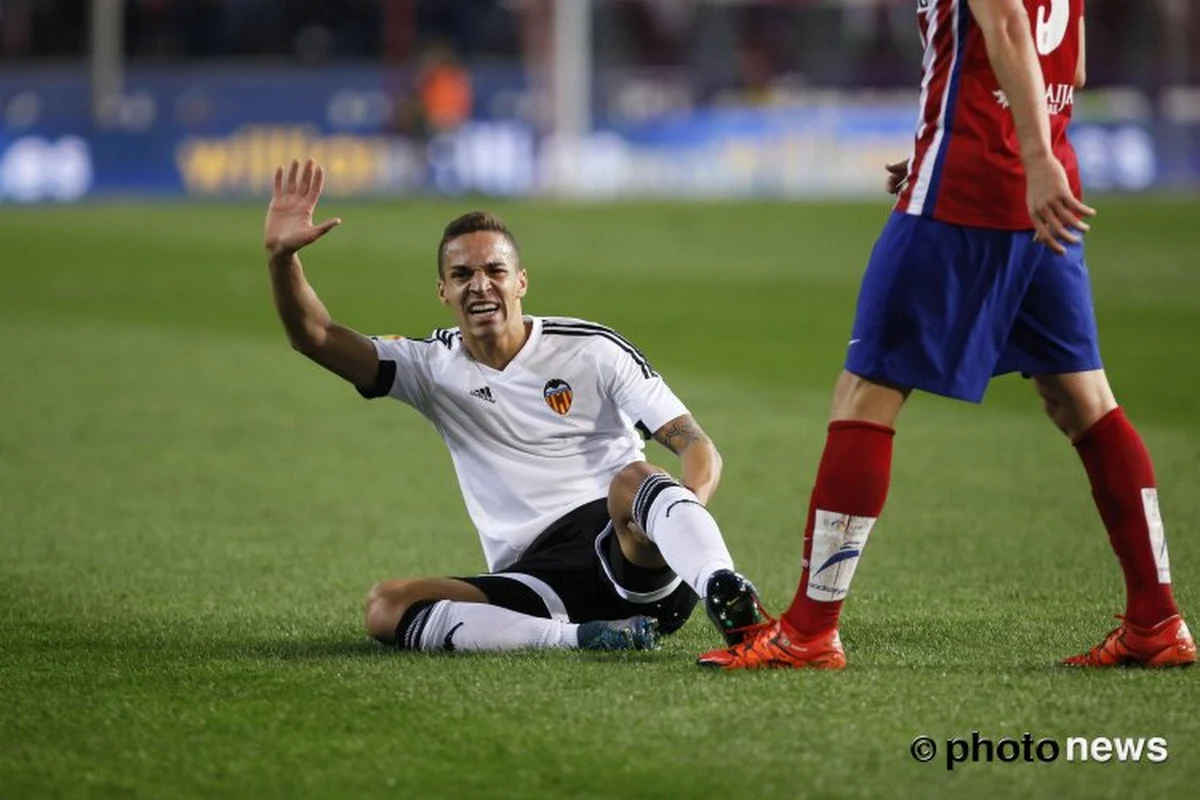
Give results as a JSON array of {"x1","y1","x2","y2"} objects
[{"x1": 0, "y1": 67, "x2": 1186, "y2": 202}]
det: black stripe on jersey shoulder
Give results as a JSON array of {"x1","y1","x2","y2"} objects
[
  {"x1": 541, "y1": 319, "x2": 656, "y2": 378},
  {"x1": 413, "y1": 327, "x2": 462, "y2": 350}
]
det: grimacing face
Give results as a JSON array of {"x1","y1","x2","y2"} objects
[{"x1": 437, "y1": 231, "x2": 528, "y2": 340}]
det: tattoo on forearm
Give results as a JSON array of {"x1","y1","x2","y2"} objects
[{"x1": 654, "y1": 417, "x2": 707, "y2": 455}]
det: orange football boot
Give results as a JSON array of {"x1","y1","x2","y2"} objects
[
  {"x1": 1062, "y1": 614, "x2": 1196, "y2": 668},
  {"x1": 697, "y1": 617, "x2": 847, "y2": 670}
]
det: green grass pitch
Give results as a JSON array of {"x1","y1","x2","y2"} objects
[{"x1": 1, "y1": 197, "x2": 1197, "y2": 798}]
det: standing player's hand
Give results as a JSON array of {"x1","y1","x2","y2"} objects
[
  {"x1": 884, "y1": 159, "x2": 909, "y2": 195},
  {"x1": 264, "y1": 158, "x2": 342, "y2": 261},
  {"x1": 1024, "y1": 154, "x2": 1095, "y2": 256}
]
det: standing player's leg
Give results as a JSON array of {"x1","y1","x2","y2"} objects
[
  {"x1": 1033, "y1": 370, "x2": 1194, "y2": 667},
  {"x1": 999, "y1": 236, "x2": 1191, "y2": 667},
  {"x1": 364, "y1": 577, "x2": 656, "y2": 653},
  {"x1": 698, "y1": 213, "x2": 1027, "y2": 670},
  {"x1": 696, "y1": 372, "x2": 904, "y2": 670},
  {"x1": 607, "y1": 462, "x2": 765, "y2": 643},
  {"x1": 1003, "y1": 235, "x2": 1190, "y2": 666},
  {"x1": 784, "y1": 372, "x2": 905, "y2": 639}
]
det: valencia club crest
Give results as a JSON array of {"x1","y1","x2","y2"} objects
[{"x1": 543, "y1": 379, "x2": 573, "y2": 415}]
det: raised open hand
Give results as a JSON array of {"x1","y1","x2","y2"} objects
[{"x1": 264, "y1": 158, "x2": 342, "y2": 260}]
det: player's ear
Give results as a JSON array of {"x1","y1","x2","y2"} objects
[
  {"x1": 516, "y1": 268, "x2": 528, "y2": 298},
  {"x1": 437, "y1": 279, "x2": 450, "y2": 306}
]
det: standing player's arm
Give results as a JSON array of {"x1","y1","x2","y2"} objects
[
  {"x1": 967, "y1": 0, "x2": 1095, "y2": 254},
  {"x1": 651, "y1": 414, "x2": 723, "y2": 506},
  {"x1": 264, "y1": 159, "x2": 378, "y2": 388},
  {"x1": 1075, "y1": 17, "x2": 1086, "y2": 88},
  {"x1": 885, "y1": 158, "x2": 910, "y2": 195}
]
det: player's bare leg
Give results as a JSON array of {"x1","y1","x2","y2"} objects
[
  {"x1": 608, "y1": 462, "x2": 764, "y2": 643},
  {"x1": 363, "y1": 577, "x2": 656, "y2": 652},
  {"x1": 364, "y1": 577, "x2": 489, "y2": 642},
  {"x1": 828, "y1": 370, "x2": 910, "y2": 427},
  {"x1": 1031, "y1": 368, "x2": 1116, "y2": 440},
  {"x1": 606, "y1": 464, "x2": 669, "y2": 570},
  {"x1": 699, "y1": 371, "x2": 909, "y2": 670},
  {"x1": 1033, "y1": 370, "x2": 1195, "y2": 667}
]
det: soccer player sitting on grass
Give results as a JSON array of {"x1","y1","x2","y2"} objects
[
  {"x1": 263, "y1": 159, "x2": 763, "y2": 653},
  {"x1": 698, "y1": 0, "x2": 1194, "y2": 670}
]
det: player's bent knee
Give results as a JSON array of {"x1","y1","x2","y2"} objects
[
  {"x1": 364, "y1": 579, "x2": 422, "y2": 644},
  {"x1": 608, "y1": 462, "x2": 668, "y2": 514}
]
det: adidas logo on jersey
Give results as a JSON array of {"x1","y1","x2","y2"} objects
[{"x1": 470, "y1": 386, "x2": 496, "y2": 404}]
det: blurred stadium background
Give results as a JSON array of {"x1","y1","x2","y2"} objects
[
  {"x1": 1, "y1": 0, "x2": 1198, "y2": 201},
  {"x1": 3, "y1": 3, "x2": 1198, "y2": 798}
]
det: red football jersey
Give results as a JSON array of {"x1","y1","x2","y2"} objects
[{"x1": 895, "y1": 0, "x2": 1084, "y2": 230}]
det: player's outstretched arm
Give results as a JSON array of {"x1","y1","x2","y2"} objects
[
  {"x1": 968, "y1": 0, "x2": 1095, "y2": 254},
  {"x1": 264, "y1": 158, "x2": 378, "y2": 388},
  {"x1": 652, "y1": 414, "x2": 723, "y2": 505}
]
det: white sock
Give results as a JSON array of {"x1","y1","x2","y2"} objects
[
  {"x1": 633, "y1": 473, "x2": 735, "y2": 598},
  {"x1": 407, "y1": 600, "x2": 579, "y2": 652}
]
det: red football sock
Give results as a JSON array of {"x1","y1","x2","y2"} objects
[
  {"x1": 1074, "y1": 407, "x2": 1178, "y2": 627},
  {"x1": 783, "y1": 420, "x2": 894, "y2": 636}
]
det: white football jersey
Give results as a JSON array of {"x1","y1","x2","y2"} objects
[{"x1": 364, "y1": 316, "x2": 689, "y2": 571}]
